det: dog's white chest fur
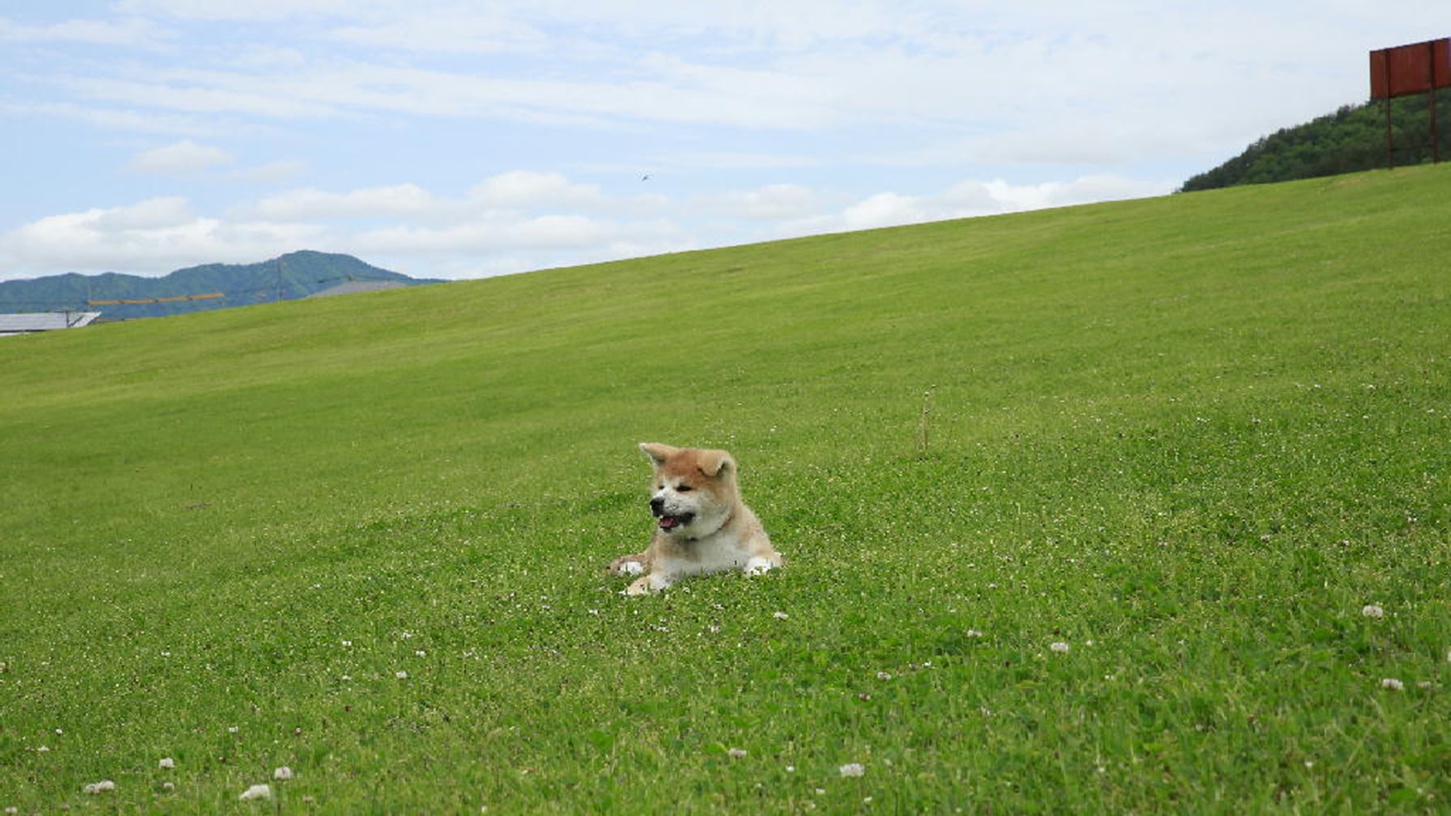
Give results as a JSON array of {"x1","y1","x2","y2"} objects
[{"x1": 669, "y1": 528, "x2": 773, "y2": 576}]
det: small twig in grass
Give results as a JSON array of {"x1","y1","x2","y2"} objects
[{"x1": 916, "y1": 385, "x2": 937, "y2": 456}]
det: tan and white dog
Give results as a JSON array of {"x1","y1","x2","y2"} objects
[{"x1": 608, "y1": 443, "x2": 781, "y2": 595}]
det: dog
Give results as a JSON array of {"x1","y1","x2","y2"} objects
[{"x1": 608, "y1": 443, "x2": 781, "y2": 595}]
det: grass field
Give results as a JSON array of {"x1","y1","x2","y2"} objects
[{"x1": 2, "y1": 165, "x2": 1448, "y2": 814}]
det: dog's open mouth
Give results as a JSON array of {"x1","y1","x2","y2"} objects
[{"x1": 656, "y1": 512, "x2": 695, "y2": 532}]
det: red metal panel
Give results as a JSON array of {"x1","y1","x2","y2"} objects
[{"x1": 1370, "y1": 38, "x2": 1451, "y2": 100}]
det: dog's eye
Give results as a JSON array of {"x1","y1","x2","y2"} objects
[{"x1": 676, "y1": 485, "x2": 694, "y2": 493}]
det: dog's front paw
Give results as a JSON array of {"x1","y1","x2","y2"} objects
[
  {"x1": 744, "y1": 556, "x2": 776, "y2": 576},
  {"x1": 608, "y1": 554, "x2": 647, "y2": 576},
  {"x1": 624, "y1": 573, "x2": 671, "y2": 595}
]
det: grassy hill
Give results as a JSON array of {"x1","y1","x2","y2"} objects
[{"x1": 1, "y1": 166, "x2": 1448, "y2": 813}]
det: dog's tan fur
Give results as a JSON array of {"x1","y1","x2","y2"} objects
[{"x1": 608, "y1": 442, "x2": 781, "y2": 595}]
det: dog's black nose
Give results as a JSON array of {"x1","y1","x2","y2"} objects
[{"x1": 650, "y1": 497, "x2": 665, "y2": 516}]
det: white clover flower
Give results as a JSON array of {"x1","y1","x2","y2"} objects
[
  {"x1": 1362, "y1": 604, "x2": 1384, "y2": 618},
  {"x1": 839, "y1": 762, "x2": 865, "y2": 777},
  {"x1": 965, "y1": 629, "x2": 984, "y2": 638},
  {"x1": 158, "y1": 757, "x2": 175, "y2": 769},
  {"x1": 240, "y1": 784, "x2": 272, "y2": 801},
  {"x1": 728, "y1": 748, "x2": 748, "y2": 759},
  {"x1": 1050, "y1": 642, "x2": 1071, "y2": 653},
  {"x1": 83, "y1": 780, "x2": 116, "y2": 794},
  {"x1": 1381, "y1": 678, "x2": 1405, "y2": 691},
  {"x1": 396, "y1": 670, "x2": 409, "y2": 680},
  {"x1": 876, "y1": 671, "x2": 892, "y2": 681},
  {"x1": 773, "y1": 611, "x2": 789, "y2": 620},
  {"x1": 273, "y1": 766, "x2": 294, "y2": 781}
]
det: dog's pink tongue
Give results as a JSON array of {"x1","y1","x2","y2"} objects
[{"x1": 659, "y1": 516, "x2": 679, "y2": 530}]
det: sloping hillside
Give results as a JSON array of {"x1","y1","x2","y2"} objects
[{"x1": 0, "y1": 167, "x2": 1447, "y2": 813}]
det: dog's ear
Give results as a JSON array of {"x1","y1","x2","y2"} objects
[
  {"x1": 696, "y1": 449, "x2": 735, "y2": 478},
  {"x1": 639, "y1": 442, "x2": 676, "y2": 467}
]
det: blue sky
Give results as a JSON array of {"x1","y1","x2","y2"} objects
[{"x1": 0, "y1": 1, "x2": 1443, "y2": 281}]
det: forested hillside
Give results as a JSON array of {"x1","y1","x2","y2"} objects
[
  {"x1": 0, "y1": 251, "x2": 438, "y2": 320},
  {"x1": 1180, "y1": 89, "x2": 1451, "y2": 191}
]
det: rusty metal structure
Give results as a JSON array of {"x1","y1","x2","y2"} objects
[{"x1": 1369, "y1": 38, "x2": 1451, "y2": 168}]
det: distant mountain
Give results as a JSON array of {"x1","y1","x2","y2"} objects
[
  {"x1": 1180, "y1": 89, "x2": 1451, "y2": 192},
  {"x1": 0, "y1": 251, "x2": 442, "y2": 320}
]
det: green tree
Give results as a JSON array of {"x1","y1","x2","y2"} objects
[{"x1": 1180, "y1": 89, "x2": 1451, "y2": 192}]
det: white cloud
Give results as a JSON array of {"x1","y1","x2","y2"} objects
[
  {"x1": 248, "y1": 184, "x2": 440, "y2": 221},
  {"x1": 127, "y1": 140, "x2": 236, "y2": 175},
  {"x1": 3, "y1": 100, "x2": 224, "y2": 136},
  {"x1": 227, "y1": 160, "x2": 308, "y2": 185},
  {"x1": 696, "y1": 184, "x2": 831, "y2": 221},
  {"x1": 243, "y1": 173, "x2": 639, "y2": 226},
  {"x1": 0, "y1": 173, "x2": 691, "y2": 279},
  {"x1": 973, "y1": 175, "x2": 1171, "y2": 211},
  {"x1": 777, "y1": 174, "x2": 1171, "y2": 236},
  {"x1": 0, "y1": 15, "x2": 166, "y2": 46},
  {"x1": 655, "y1": 151, "x2": 820, "y2": 171},
  {"x1": 18, "y1": 1, "x2": 1389, "y2": 149},
  {"x1": 467, "y1": 171, "x2": 607, "y2": 210},
  {"x1": 840, "y1": 192, "x2": 928, "y2": 232},
  {"x1": 112, "y1": 0, "x2": 368, "y2": 22},
  {"x1": 0, "y1": 197, "x2": 323, "y2": 276},
  {"x1": 60, "y1": 73, "x2": 341, "y2": 120},
  {"x1": 345, "y1": 212, "x2": 692, "y2": 279},
  {"x1": 354, "y1": 215, "x2": 605, "y2": 253},
  {"x1": 329, "y1": 9, "x2": 547, "y2": 55}
]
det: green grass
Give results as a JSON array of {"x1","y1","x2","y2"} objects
[{"x1": 2, "y1": 166, "x2": 1449, "y2": 814}]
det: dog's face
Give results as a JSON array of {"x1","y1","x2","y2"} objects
[{"x1": 640, "y1": 443, "x2": 739, "y2": 539}]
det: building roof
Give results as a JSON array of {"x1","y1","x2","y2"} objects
[{"x1": 0, "y1": 311, "x2": 101, "y2": 337}]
